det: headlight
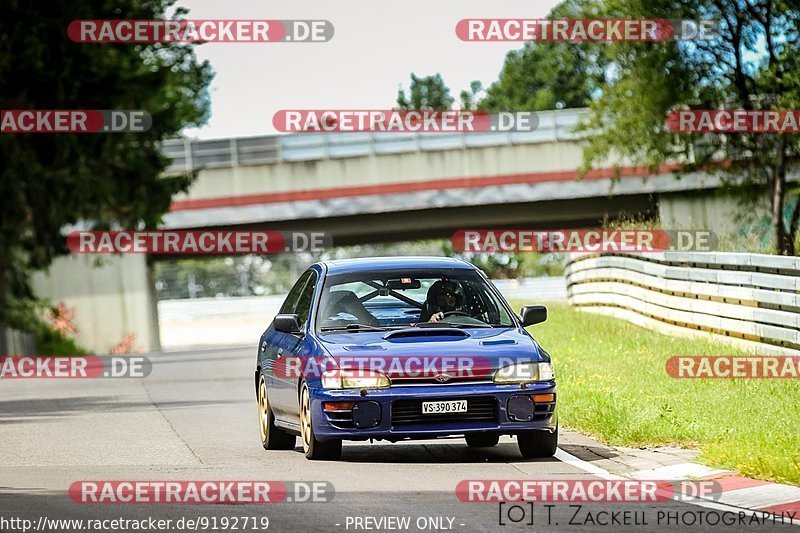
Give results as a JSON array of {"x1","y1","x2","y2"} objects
[
  {"x1": 493, "y1": 362, "x2": 555, "y2": 383},
  {"x1": 538, "y1": 362, "x2": 555, "y2": 381},
  {"x1": 321, "y1": 370, "x2": 391, "y2": 389}
]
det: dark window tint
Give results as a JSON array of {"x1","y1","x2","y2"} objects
[
  {"x1": 294, "y1": 271, "x2": 318, "y2": 327},
  {"x1": 279, "y1": 270, "x2": 313, "y2": 315}
]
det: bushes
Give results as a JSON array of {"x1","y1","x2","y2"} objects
[{"x1": 6, "y1": 297, "x2": 88, "y2": 356}]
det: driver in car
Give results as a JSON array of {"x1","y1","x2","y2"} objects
[{"x1": 420, "y1": 280, "x2": 466, "y2": 323}]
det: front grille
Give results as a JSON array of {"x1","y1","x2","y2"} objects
[
  {"x1": 391, "y1": 397, "x2": 497, "y2": 425},
  {"x1": 390, "y1": 375, "x2": 493, "y2": 386},
  {"x1": 533, "y1": 400, "x2": 556, "y2": 421}
]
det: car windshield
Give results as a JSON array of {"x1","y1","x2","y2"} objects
[{"x1": 316, "y1": 268, "x2": 515, "y2": 332}]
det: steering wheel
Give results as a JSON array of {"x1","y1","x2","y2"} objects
[{"x1": 441, "y1": 310, "x2": 470, "y2": 318}]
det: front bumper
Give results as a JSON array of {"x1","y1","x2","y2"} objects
[{"x1": 310, "y1": 381, "x2": 557, "y2": 442}]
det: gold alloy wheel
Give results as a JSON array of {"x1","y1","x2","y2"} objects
[
  {"x1": 258, "y1": 377, "x2": 270, "y2": 443},
  {"x1": 300, "y1": 385, "x2": 312, "y2": 453}
]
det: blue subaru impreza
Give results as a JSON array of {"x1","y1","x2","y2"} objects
[{"x1": 255, "y1": 257, "x2": 557, "y2": 460}]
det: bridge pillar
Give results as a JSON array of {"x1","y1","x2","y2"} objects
[
  {"x1": 31, "y1": 254, "x2": 160, "y2": 354},
  {"x1": 658, "y1": 190, "x2": 764, "y2": 239}
]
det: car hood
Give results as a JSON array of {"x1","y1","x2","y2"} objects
[{"x1": 317, "y1": 327, "x2": 546, "y2": 383}]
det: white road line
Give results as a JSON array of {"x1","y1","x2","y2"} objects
[
  {"x1": 553, "y1": 448, "x2": 625, "y2": 480},
  {"x1": 554, "y1": 448, "x2": 800, "y2": 527}
]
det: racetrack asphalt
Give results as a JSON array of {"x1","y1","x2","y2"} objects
[{"x1": 0, "y1": 347, "x2": 795, "y2": 532}]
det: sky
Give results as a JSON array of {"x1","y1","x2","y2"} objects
[{"x1": 179, "y1": 0, "x2": 561, "y2": 139}]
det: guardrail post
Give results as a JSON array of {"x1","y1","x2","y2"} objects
[
  {"x1": 183, "y1": 139, "x2": 193, "y2": 172},
  {"x1": 230, "y1": 138, "x2": 238, "y2": 167}
]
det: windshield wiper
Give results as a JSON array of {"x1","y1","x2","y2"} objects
[
  {"x1": 415, "y1": 321, "x2": 492, "y2": 328},
  {"x1": 320, "y1": 323, "x2": 402, "y2": 332}
]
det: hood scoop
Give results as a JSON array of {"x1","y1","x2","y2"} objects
[
  {"x1": 342, "y1": 345, "x2": 386, "y2": 351},
  {"x1": 480, "y1": 339, "x2": 518, "y2": 346},
  {"x1": 383, "y1": 328, "x2": 470, "y2": 341}
]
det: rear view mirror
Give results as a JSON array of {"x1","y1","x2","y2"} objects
[
  {"x1": 386, "y1": 278, "x2": 421, "y2": 290},
  {"x1": 274, "y1": 314, "x2": 302, "y2": 334},
  {"x1": 520, "y1": 305, "x2": 547, "y2": 327}
]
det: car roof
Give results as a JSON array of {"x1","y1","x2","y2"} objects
[{"x1": 318, "y1": 256, "x2": 475, "y2": 275}]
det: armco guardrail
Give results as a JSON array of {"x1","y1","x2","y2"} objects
[
  {"x1": 0, "y1": 325, "x2": 36, "y2": 356},
  {"x1": 161, "y1": 108, "x2": 586, "y2": 173},
  {"x1": 492, "y1": 277, "x2": 567, "y2": 302},
  {"x1": 565, "y1": 252, "x2": 800, "y2": 350}
]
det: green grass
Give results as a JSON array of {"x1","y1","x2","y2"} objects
[{"x1": 513, "y1": 302, "x2": 800, "y2": 485}]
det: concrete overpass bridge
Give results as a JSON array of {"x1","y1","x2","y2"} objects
[
  {"x1": 30, "y1": 108, "x2": 737, "y2": 353},
  {"x1": 159, "y1": 108, "x2": 729, "y2": 244}
]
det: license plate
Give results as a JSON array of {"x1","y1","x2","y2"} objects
[{"x1": 422, "y1": 400, "x2": 468, "y2": 415}]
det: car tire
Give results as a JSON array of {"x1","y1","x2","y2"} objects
[
  {"x1": 258, "y1": 374, "x2": 296, "y2": 450},
  {"x1": 300, "y1": 382, "x2": 342, "y2": 460},
  {"x1": 465, "y1": 433, "x2": 500, "y2": 448},
  {"x1": 517, "y1": 427, "x2": 558, "y2": 458}
]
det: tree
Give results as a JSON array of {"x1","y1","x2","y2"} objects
[
  {"x1": 579, "y1": 0, "x2": 800, "y2": 254},
  {"x1": 480, "y1": 0, "x2": 606, "y2": 113},
  {"x1": 442, "y1": 0, "x2": 605, "y2": 275},
  {"x1": 396, "y1": 73, "x2": 455, "y2": 110},
  {"x1": 0, "y1": 0, "x2": 214, "y2": 322},
  {"x1": 459, "y1": 81, "x2": 484, "y2": 111}
]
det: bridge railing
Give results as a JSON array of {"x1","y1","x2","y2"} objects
[
  {"x1": 565, "y1": 252, "x2": 800, "y2": 351},
  {"x1": 162, "y1": 108, "x2": 587, "y2": 173}
]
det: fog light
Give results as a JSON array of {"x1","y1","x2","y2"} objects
[
  {"x1": 323, "y1": 401, "x2": 355, "y2": 411},
  {"x1": 531, "y1": 394, "x2": 555, "y2": 403}
]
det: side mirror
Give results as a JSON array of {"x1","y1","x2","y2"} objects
[
  {"x1": 520, "y1": 305, "x2": 547, "y2": 327},
  {"x1": 274, "y1": 314, "x2": 303, "y2": 334}
]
